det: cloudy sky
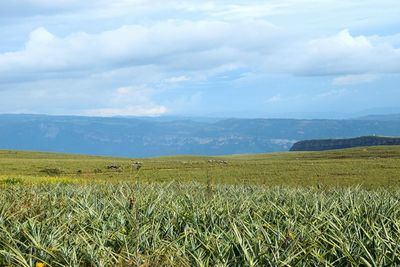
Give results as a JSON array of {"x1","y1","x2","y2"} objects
[{"x1": 0, "y1": 0, "x2": 399, "y2": 118}]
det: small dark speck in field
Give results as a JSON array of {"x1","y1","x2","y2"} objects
[{"x1": 40, "y1": 168, "x2": 65, "y2": 176}]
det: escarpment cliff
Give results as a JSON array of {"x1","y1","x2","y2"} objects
[{"x1": 290, "y1": 136, "x2": 400, "y2": 151}]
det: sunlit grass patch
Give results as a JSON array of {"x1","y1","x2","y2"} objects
[
  {"x1": 1, "y1": 146, "x2": 400, "y2": 188},
  {"x1": 0, "y1": 175, "x2": 84, "y2": 187}
]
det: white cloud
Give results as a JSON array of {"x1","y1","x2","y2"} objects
[
  {"x1": 164, "y1": 76, "x2": 191, "y2": 84},
  {"x1": 98, "y1": 85, "x2": 168, "y2": 116},
  {"x1": 84, "y1": 106, "x2": 167, "y2": 117},
  {"x1": 274, "y1": 30, "x2": 400, "y2": 76},
  {"x1": 333, "y1": 74, "x2": 379, "y2": 85},
  {"x1": 0, "y1": 1, "x2": 310, "y2": 18},
  {"x1": 0, "y1": 1, "x2": 400, "y2": 117},
  {"x1": 314, "y1": 88, "x2": 349, "y2": 99},
  {"x1": 207, "y1": 0, "x2": 334, "y2": 20},
  {"x1": 0, "y1": 20, "x2": 278, "y2": 80},
  {"x1": 266, "y1": 94, "x2": 282, "y2": 103},
  {"x1": 0, "y1": 81, "x2": 168, "y2": 116},
  {"x1": 1, "y1": 23, "x2": 399, "y2": 88}
]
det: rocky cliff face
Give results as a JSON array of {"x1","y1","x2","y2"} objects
[{"x1": 290, "y1": 136, "x2": 400, "y2": 151}]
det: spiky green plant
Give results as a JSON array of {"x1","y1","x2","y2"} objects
[{"x1": 0, "y1": 183, "x2": 399, "y2": 266}]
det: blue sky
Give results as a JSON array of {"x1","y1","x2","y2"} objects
[{"x1": 0, "y1": 0, "x2": 399, "y2": 118}]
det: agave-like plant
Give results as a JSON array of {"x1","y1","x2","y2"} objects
[{"x1": 0, "y1": 183, "x2": 399, "y2": 266}]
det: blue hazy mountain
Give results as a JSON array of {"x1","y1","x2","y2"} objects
[{"x1": 0, "y1": 114, "x2": 400, "y2": 157}]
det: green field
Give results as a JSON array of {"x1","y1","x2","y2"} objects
[
  {"x1": 1, "y1": 145, "x2": 400, "y2": 188},
  {"x1": 0, "y1": 147, "x2": 400, "y2": 266}
]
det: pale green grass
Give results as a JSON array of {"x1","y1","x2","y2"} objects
[{"x1": 1, "y1": 146, "x2": 400, "y2": 188}]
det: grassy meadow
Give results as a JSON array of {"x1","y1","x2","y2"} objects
[
  {"x1": 0, "y1": 145, "x2": 400, "y2": 188},
  {"x1": 0, "y1": 146, "x2": 400, "y2": 266}
]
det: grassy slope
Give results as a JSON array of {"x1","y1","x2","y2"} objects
[{"x1": 0, "y1": 145, "x2": 400, "y2": 188}]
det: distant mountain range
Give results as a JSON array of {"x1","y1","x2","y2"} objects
[{"x1": 0, "y1": 114, "x2": 400, "y2": 157}]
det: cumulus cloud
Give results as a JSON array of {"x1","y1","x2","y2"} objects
[
  {"x1": 273, "y1": 30, "x2": 400, "y2": 76},
  {"x1": 0, "y1": 20, "x2": 279, "y2": 80},
  {"x1": 1, "y1": 24, "x2": 399, "y2": 86},
  {"x1": 0, "y1": 81, "x2": 167, "y2": 116},
  {"x1": 84, "y1": 86, "x2": 168, "y2": 116},
  {"x1": 0, "y1": 1, "x2": 399, "y2": 116}
]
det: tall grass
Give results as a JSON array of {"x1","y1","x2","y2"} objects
[{"x1": 0, "y1": 183, "x2": 399, "y2": 266}]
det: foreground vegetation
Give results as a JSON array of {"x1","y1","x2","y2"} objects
[
  {"x1": 0, "y1": 183, "x2": 399, "y2": 266},
  {"x1": 0, "y1": 147, "x2": 399, "y2": 265}
]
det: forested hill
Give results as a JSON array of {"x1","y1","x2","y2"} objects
[
  {"x1": 1, "y1": 114, "x2": 400, "y2": 157},
  {"x1": 290, "y1": 136, "x2": 400, "y2": 151}
]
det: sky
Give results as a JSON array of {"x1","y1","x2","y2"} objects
[{"x1": 0, "y1": 0, "x2": 399, "y2": 118}]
